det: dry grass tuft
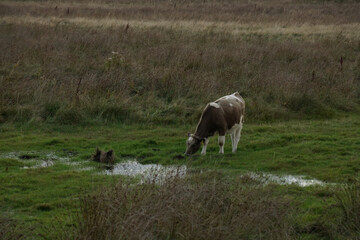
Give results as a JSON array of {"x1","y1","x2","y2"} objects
[
  {"x1": 73, "y1": 172, "x2": 295, "y2": 239},
  {"x1": 334, "y1": 179, "x2": 360, "y2": 239}
]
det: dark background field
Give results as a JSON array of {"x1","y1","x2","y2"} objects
[{"x1": 1, "y1": 0, "x2": 359, "y2": 124}]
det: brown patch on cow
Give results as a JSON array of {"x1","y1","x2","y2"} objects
[{"x1": 92, "y1": 147, "x2": 115, "y2": 164}]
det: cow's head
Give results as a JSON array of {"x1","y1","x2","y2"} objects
[{"x1": 185, "y1": 133, "x2": 204, "y2": 155}]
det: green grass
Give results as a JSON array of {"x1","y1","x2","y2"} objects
[
  {"x1": 2, "y1": 114, "x2": 358, "y2": 180},
  {"x1": 0, "y1": 115, "x2": 359, "y2": 238}
]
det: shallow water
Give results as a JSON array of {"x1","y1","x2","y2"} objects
[
  {"x1": 247, "y1": 172, "x2": 326, "y2": 187},
  {"x1": 102, "y1": 160, "x2": 187, "y2": 184},
  {"x1": 1, "y1": 151, "x2": 327, "y2": 186},
  {"x1": 23, "y1": 160, "x2": 55, "y2": 169},
  {"x1": 0, "y1": 151, "x2": 82, "y2": 169},
  {"x1": 78, "y1": 167, "x2": 94, "y2": 171}
]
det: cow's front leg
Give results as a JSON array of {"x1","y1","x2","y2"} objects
[
  {"x1": 201, "y1": 138, "x2": 209, "y2": 155},
  {"x1": 218, "y1": 135, "x2": 225, "y2": 154}
]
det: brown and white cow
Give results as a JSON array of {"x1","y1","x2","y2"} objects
[{"x1": 185, "y1": 92, "x2": 245, "y2": 155}]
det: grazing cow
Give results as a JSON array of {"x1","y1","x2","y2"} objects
[{"x1": 185, "y1": 92, "x2": 245, "y2": 155}]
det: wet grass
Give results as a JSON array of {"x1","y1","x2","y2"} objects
[
  {"x1": 0, "y1": 115, "x2": 359, "y2": 238},
  {"x1": 2, "y1": 115, "x2": 358, "y2": 181}
]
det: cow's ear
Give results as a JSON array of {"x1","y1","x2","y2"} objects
[{"x1": 187, "y1": 132, "x2": 191, "y2": 137}]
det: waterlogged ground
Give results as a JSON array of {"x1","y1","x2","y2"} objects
[
  {"x1": 0, "y1": 150, "x2": 326, "y2": 186},
  {"x1": 0, "y1": 115, "x2": 359, "y2": 238}
]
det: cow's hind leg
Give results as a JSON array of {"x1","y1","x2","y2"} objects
[
  {"x1": 218, "y1": 135, "x2": 225, "y2": 154},
  {"x1": 234, "y1": 122, "x2": 243, "y2": 152},
  {"x1": 230, "y1": 133, "x2": 235, "y2": 152}
]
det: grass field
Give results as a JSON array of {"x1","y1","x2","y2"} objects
[
  {"x1": 1, "y1": 0, "x2": 360, "y2": 239},
  {"x1": 1, "y1": 115, "x2": 359, "y2": 239}
]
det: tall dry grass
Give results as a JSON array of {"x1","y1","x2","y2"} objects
[
  {"x1": 59, "y1": 173, "x2": 360, "y2": 240},
  {"x1": 0, "y1": 1, "x2": 359, "y2": 124},
  {"x1": 1, "y1": 0, "x2": 360, "y2": 24},
  {"x1": 72, "y1": 172, "x2": 295, "y2": 240},
  {"x1": 333, "y1": 180, "x2": 360, "y2": 239}
]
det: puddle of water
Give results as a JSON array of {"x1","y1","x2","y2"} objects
[
  {"x1": 0, "y1": 152, "x2": 25, "y2": 159},
  {"x1": 247, "y1": 172, "x2": 326, "y2": 187},
  {"x1": 45, "y1": 152, "x2": 70, "y2": 162},
  {"x1": 1, "y1": 151, "x2": 69, "y2": 161},
  {"x1": 78, "y1": 167, "x2": 94, "y2": 171},
  {"x1": 102, "y1": 160, "x2": 187, "y2": 184},
  {"x1": 0, "y1": 151, "x2": 81, "y2": 169},
  {"x1": 23, "y1": 160, "x2": 55, "y2": 169},
  {"x1": 1, "y1": 151, "x2": 326, "y2": 187}
]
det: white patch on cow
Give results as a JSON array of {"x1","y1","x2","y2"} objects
[
  {"x1": 187, "y1": 136, "x2": 195, "y2": 145},
  {"x1": 218, "y1": 136, "x2": 225, "y2": 154},
  {"x1": 209, "y1": 102, "x2": 220, "y2": 108},
  {"x1": 228, "y1": 94, "x2": 243, "y2": 103},
  {"x1": 229, "y1": 103, "x2": 233, "y2": 107},
  {"x1": 216, "y1": 93, "x2": 243, "y2": 104}
]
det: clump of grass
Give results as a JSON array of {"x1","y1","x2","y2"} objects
[
  {"x1": 0, "y1": 106, "x2": 33, "y2": 123},
  {"x1": 334, "y1": 179, "x2": 360, "y2": 239},
  {"x1": 55, "y1": 107, "x2": 86, "y2": 125},
  {"x1": 285, "y1": 93, "x2": 335, "y2": 119},
  {"x1": 40, "y1": 102, "x2": 61, "y2": 120},
  {"x1": 0, "y1": 215, "x2": 30, "y2": 240},
  {"x1": 73, "y1": 172, "x2": 295, "y2": 239}
]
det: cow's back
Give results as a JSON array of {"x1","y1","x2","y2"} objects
[{"x1": 215, "y1": 92, "x2": 245, "y2": 130}]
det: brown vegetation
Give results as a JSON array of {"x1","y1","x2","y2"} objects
[
  {"x1": 73, "y1": 172, "x2": 295, "y2": 240},
  {"x1": 1, "y1": 0, "x2": 360, "y2": 24},
  {"x1": 0, "y1": 0, "x2": 359, "y2": 124}
]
